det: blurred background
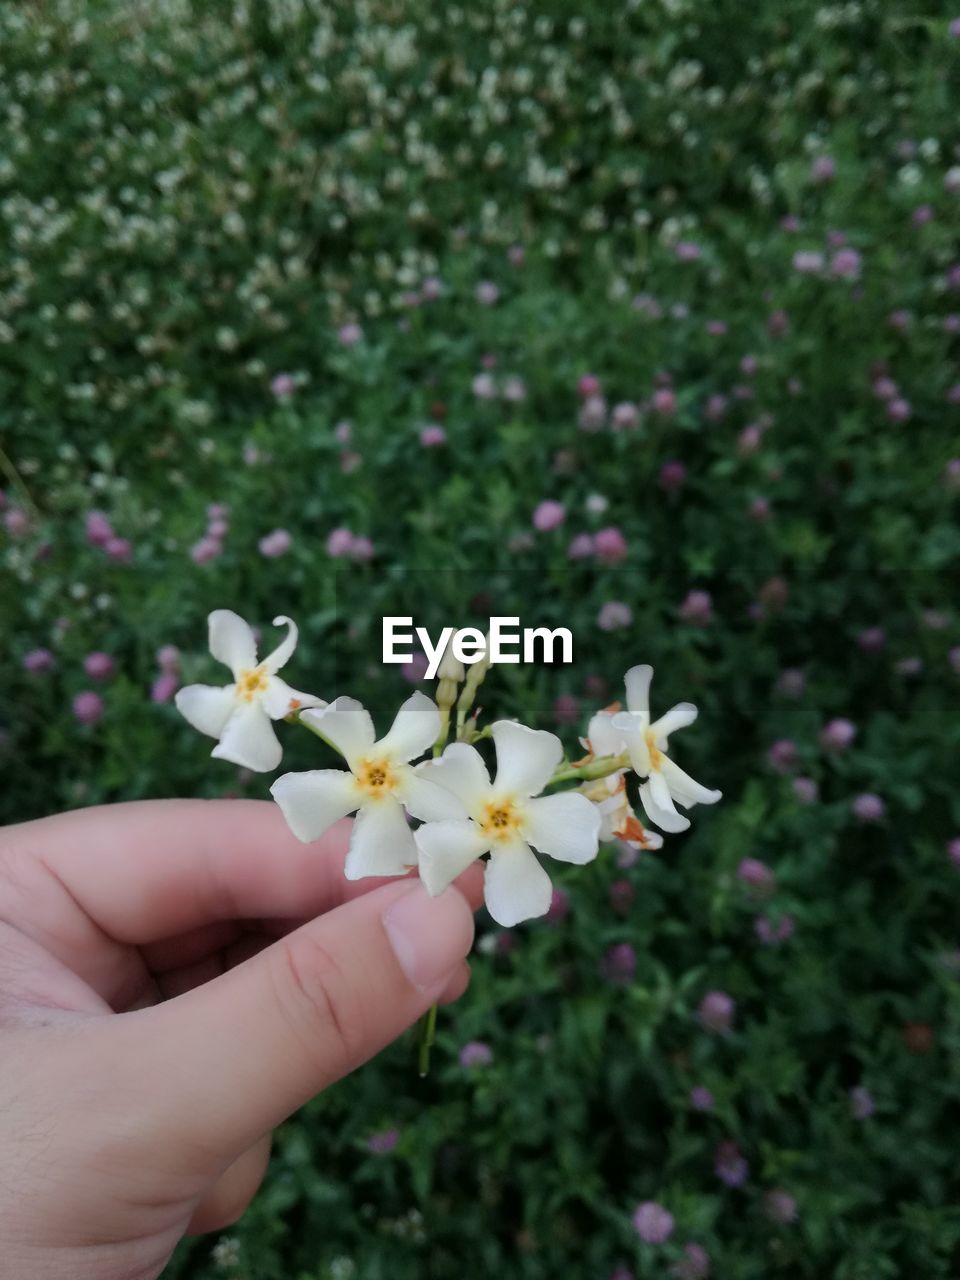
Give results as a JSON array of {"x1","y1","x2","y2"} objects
[{"x1": 3, "y1": 1, "x2": 960, "y2": 1276}]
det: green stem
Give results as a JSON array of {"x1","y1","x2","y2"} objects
[
  {"x1": 548, "y1": 750, "x2": 630, "y2": 788},
  {"x1": 418, "y1": 1002, "x2": 438, "y2": 1077},
  {"x1": 0, "y1": 445, "x2": 38, "y2": 517}
]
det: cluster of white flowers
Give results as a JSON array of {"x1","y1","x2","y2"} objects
[{"x1": 176, "y1": 609, "x2": 721, "y2": 926}]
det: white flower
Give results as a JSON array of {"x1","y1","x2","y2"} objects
[
  {"x1": 415, "y1": 721, "x2": 601, "y2": 927},
  {"x1": 611, "y1": 665, "x2": 721, "y2": 833},
  {"x1": 270, "y1": 692, "x2": 465, "y2": 878},
  {"x1": 175, "y1": 610, "x2": 324, "y2": 772},
  {"x1": 580, "y1": 705, "x2": 663, "y2": 849}
]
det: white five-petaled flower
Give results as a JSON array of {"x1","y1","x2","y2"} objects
[
  {"x1": 175, "y1": 609, "x2": 324, "y2": 772},
  {"x1": 609, "y1": 665, "x2": 722, "y2": 833},
  {"x1": 415, "y1": 721, "x2": 601, "y2": 927},
  {"x1": 270, "y1": 692, "x2": 466, "y2": 878}
]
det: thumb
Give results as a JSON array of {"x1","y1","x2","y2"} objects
[{"x1": 105, "y1": 877, "x2": 474, "y2": 1164}]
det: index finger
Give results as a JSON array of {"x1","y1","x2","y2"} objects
[{"x1": 3, "y1": 799, "x2": 482, "y2": 946}]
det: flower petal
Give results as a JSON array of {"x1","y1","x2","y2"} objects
[
  {"x1": 261, "y1": 676, "x2": 326, "y2": 720},
  {"x1": 586, "y1": 710, "x2": 628, "y2": 758},
  {"x1": 345, "y1": 796, "x2": 418, "y2": 879},
  {"x1": 271, "y1": 768, "x2": 361, "y2": 842},
  {"x1": 301, "y1": 697, "x2": 376, "y2": 766},
  {"x1": 417, "y1": 742, "x2": 490, "y2": 809},
  {"x1": 175, "y1": 682, "x2": 236, "y2": 739},
  {"x1": 640, "y1": 772, "x2": 690, "y2": 834},
  {"x1": 208, "y1": 609, "x2": 258, "y2": 677},
  {"x1": 483, "y1": 840, "x2": 553, "y2": 927},
  {"x1": 611, "y1": 714, "x2": 651, "y2": 775},
  {"x1": 624, "y1": 664, "x2": 653, "y2": 722},
  {"x1": 212, "y1": 703, "x2": 282, "y2": 772},
  {"x1": 650, "y1": 701, "x2": 698, "y2": 740},
  {"x1": 491, "y1": 720, "x2": 563, "y2": 797},
  {"x1": 660, "y1": 756, "x2": 722, "y2": 807},
  {"x1": 400, "y1": 771, "x2": 469, "y2": 822},
  {"x1": 377, "y1": 690, "x2": 441, "y2": 763},
  {"x1": 261, "y1": 615, "x2": 299, "y2": 673},
  {"x1": 523, "y1": 793, "x2": 601, "y2": 864},
  {"x1": 415, "y1": 819, "x2": 489, "y2": 895}
]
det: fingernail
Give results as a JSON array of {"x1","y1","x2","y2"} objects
[{"x1": 382, "y1": 882, "x2": 473, "y2": 992}]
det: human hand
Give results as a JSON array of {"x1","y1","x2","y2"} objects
[{"x1": 0, "y1": 799, "x2": 479, "y2": 1280}]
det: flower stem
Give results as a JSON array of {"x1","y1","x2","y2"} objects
[
  {"x1": 548, "y1": 750, "x2": 630, "y2": 787},
  {"x1": 418, "y1": 1002, "x2": 438, "y2": 1077}
]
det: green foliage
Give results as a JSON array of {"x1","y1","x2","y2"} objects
[{"x1": 2, "y1": 0, "x2": 960, "y2": 1276}]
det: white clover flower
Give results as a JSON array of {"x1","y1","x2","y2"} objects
[
  {"x1": 271, "y1": 692, "x2": 465, "y2": 878},
  {"x1": 415, "y1": 721, "x2": 601, "y2": 927},
  {"x1": 610, "y1": 665, "x2": 721, "y2": 833},
  {"x1": 175, "y1": 610, "x2": 323, "y2": 772}
]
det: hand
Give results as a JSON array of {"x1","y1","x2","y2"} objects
[{"x1": 0, "y1": 799, "x2": 479, "y2": 1280}]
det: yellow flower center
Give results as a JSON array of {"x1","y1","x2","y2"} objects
[
  {"x1": 236, "y1": 666, "x2": 269, "y2": 701},
  {"x1": 356, "y1": 757, "x2": 397, "y2": 797},
  {"x1": 645, "y1": 729, "x2": 664, "y2": 771},
  {"x1": 478, "y1": 797, "x2": 523, "y2": 843}
]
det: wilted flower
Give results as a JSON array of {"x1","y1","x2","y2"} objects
[
  {"x1": 176, "y1": 611, "x2": 323, "y2": 772},
  {"x1": 415, "y1": 721, "x2": 601, "y2": 926}
]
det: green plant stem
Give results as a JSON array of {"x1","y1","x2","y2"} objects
[
  {"x1": 548, "y1": 751, "x2": 630, "y2": 788},
  {"x1": 418, "y1": 1002, "x2": 438, "y2": 1077}
]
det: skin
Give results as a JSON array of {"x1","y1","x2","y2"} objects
[{"x1": 0, "y1": 799, "x2": 481, "y2": 1280}]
